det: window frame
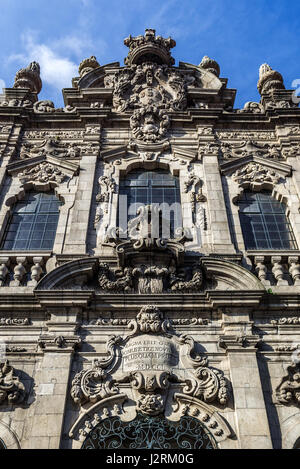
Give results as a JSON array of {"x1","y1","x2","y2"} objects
[
  {"x1": 119, "y1": 169, "x2": 182, "y2": 239},
  {"x1": 1, "y1": 191, "x2": 62, "y2": 252},
  {"x1": 238, "y1": 190, "x2": 298, "y2": 251}
]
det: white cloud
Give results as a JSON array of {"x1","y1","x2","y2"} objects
[
  {"x1": 0, "y1": 79, "x2": 6, "y2": 90},
  {"x1": 8, "y1": 31, "x2": 78, "y2": 90}
]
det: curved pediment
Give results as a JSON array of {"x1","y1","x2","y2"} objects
[
  {"x1": 35, "y1": 255, "x2": 264, "y2": 293},
  {"x1": 201, "y1": 257, "x2": 265, "y2": 291}
]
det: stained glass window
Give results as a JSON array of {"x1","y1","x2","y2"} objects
[
  {"x1": 1, "y1": 192, "x2": 61, "y2": 251},
  {"x1": 239, "y1": 191, "x2": 297, "y2": 250}
]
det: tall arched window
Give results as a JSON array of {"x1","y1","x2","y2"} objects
[
  {"x1": 119, "y1": 169, "x2": 181, "y2": 239},
  {"x1": 239, "y1": 191, "x2": 297, "y2": 250},
  {"x1": 1, "y1": 192, "x2": 61, "y2": 251}
]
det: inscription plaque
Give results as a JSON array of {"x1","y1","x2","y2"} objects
[{"x1": 122, "y1": 335, "x2": 177, "y2": 372}]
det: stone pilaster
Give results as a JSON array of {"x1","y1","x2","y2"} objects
[
  {"x1": 202, "y1": 154, "x2": 235, "y2": 253},
  {"x1": 219, "y1": 322, "x2": 272, "y2": 449},
  {"x1": 64, "y1": 124, "x2": 101, "y2": 254}
]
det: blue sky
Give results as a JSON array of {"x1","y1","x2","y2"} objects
[{"x1": 0, "y1": 0, "x2": 299, "y2": 108}]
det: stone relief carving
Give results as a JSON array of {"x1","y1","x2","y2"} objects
[
  {"x1": 216, "y1": 130, "x2": 276, "y2": 140},
  {"x1": 184, "y1": 172, "x2": 206, "y2": 211},
  {"x1": 130, "y1": 106, "x2": 170, "y2": 143},
  {"x1": 0, "y1": 318, "x2": 30, "y2": 326},
  {"x1": 33, "y1": 101, "x2": 76, "y2": 114},
  {"x1": 107, "y1": 62, "x2": 187, "y2": 113},
  {"x1": 276, "y1": 345, "x2": 300, "y2": 352},
  {"x1": 271, "y1": 317, "x2": 300, "y2": 325},
  {"x1": 221, "y1": 140, "x2": 281, "y2": 160},
  {"x1": 1, "y1": 98, "x2": 33, "y2": 108},
  {"x1": 282, "y1": 145, "x2": 299, "y2": 158},
  {"x1": 94, "y1": 175, "x2": 116, "y2": 228},
  {"x1": 98, "y1": 263, "x2": 132, "y2": 293},
  {"x1": 87, "y1": 316, "x2": 210, "y2": 327},
  {"x1": 20, "y1": 137, "x2": 81, "y2": 160},
  {"x1": 0, "y1": 360, "x2": 26, "y2": 405},
  {"x1": 105, "y1": 51, "x2": 191, "y2": 143},
  {"x1": 97, "y1": 259, "x2": 204, "y2": 294},
  {"x1": 18, "y1": 162, "x2": 67, "y2": 185},
  {"x1": 23, "y1": 130, "x2": 86, "y2": 139},
  {"x1": 238, "y1": 101, "x2": 265, "y2": 114},
  {"x1": 232, "y1": 162, "x2": 281, "y2": 188},
  {"x1": 276, "y1": 362, "x2": 300, "y2": 406},
  {"x1": 71, "y1": 306, "x2": 229, "y2": 420},
  {"x1": 169, "y1": 264, "x2": 203, "y2": 293}
]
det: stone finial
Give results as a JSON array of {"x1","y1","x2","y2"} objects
[
  {"x1": 13, "y1": 61, "x2": 42, "y2": 94},
  {"x1": 199, "y1": 55, "x2": 220, "y2": 77},
  {"x1": 124, "y1": 29, "x2": 176, "y2": 66},
  {"x1": 78, "y1": 56, "x2": 100, "y2": 77},
  {"x1": 257, "y1": 63, "x2": 285, "y2": 95}
]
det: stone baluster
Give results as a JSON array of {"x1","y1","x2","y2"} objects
[
  {"x1": 11, "y1": 257, "x2": 27, "y2": 286},
  {"x1": 254, "y1": 256, "x2": 270, "y2": 286},
  {"x1": 288, "y1": 256, "x2": 300, "y2": 286},
  {"x1": 0, "y1": 257, "x2": 10, "y2": 286},
  {"x1": 28, "y1": 257, "x2": 44, "y2": 286},
  {"x1": 271, "y1": 256, "x2": 288, "y2": 286}
]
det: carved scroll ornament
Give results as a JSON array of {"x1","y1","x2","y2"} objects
[
  {"x1": 70, "y1": 306, "x2": 229, "y2": 417},
  {"x1": 276, "y1": 362, "x2": 300, "y2": 406}
]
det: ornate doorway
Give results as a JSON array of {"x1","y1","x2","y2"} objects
[{"x1": 81, "y1": 414, "x2": 217, "y2": 450}]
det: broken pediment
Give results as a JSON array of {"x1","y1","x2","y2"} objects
[
  {"x1": 19, "y1": 137, "x2": 82, "y2": 160},
  {"x1": 35, "y1": 255, "x2": 264, "y2": 294}
]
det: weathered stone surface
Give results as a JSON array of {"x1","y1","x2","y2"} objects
[{"x1": 0, "y1": 28, "x2": 299, "y2": 450}]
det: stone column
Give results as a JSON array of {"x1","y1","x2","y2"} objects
[
  {"x1": 219, "y1": 322, "x2": 272, "y2": 449},
  {"x1": 202, "y1": 154, "x2": 235, "y2": 253}
]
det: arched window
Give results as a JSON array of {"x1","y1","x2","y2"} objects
[
  {"x1": 1, "y1": 192, "x2": 61, "y2": 251},
  {"x1": 119, "y1": 169, "x2": 181, "y2": 239},
  {"x1": 239, "y1": 191, "x2": 297, "y2": 250}
]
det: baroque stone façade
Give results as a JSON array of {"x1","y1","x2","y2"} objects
[{"x1": 0, "y1": 29, "x2": 299, "y2": 449}]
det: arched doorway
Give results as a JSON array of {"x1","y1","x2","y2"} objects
[{"x1": 81, "y1": 414, "x2": 217, "y2": 450}]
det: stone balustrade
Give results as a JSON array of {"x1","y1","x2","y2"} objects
[
  {"x1": 248, "y1": 251, "x2": 300, "y2": 287},
  {"x1": 0, "y1": 252, "x2": 52, "y2": 287}
]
